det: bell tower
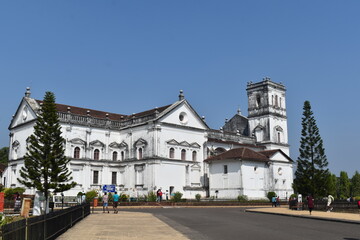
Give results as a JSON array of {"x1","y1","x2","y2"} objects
[{"x1": 247, "y1": 77, "x2": 289, "y2": 154}]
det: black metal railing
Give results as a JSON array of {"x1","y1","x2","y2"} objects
[{"x1": 2, "y1": 203, "x2": 90, "y2": 240}]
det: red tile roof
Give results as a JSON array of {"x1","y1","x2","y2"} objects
[
  {"x1": 36, "y1": 100, "x2": 171, "y2": 121},
  {"x1": 205, "y1": 147, "x2": 269, "y2": 162},
  {"x1": 207, "y1": 138, "x2": 265, "y2": 149}
]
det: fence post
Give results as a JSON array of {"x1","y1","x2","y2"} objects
[
  {"x1": 25, "y1": 218, "x2": 28, "y2": 240},
  {"x1": 44, "y1": 213, "x2": 47, "y2": 240}
]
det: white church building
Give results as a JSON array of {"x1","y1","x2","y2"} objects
[{"x1": 4, "y1": 78, "x2": 294, "y2": 199}]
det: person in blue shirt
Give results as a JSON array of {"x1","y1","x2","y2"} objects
[{"x1": 113, "y1": 192, "x2": 120, "y2": 214}]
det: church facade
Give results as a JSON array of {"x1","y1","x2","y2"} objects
[{"x1": 4, "y1": 78, "x2": 293, "y2": 199}]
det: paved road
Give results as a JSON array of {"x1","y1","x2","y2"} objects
[{"x1": 125, "y1": 208, "x2": 360, "y2": 240}]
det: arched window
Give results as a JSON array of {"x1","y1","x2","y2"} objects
[
  {"x1": 112, "y1": 151, "x2": 118, "y2": 161},
  {"x1": 169, "y1": 148, "x2": 175, "y2": 159},
  {"x1": 138, "y1": 148, "x2": 143, "y2": 160},
  {"x1": 74, "y1": 147, "x2": 80, "y2": 159},
  {"x1": 275, "y1": 95, "x2": 278, "y2": 107},
  {"x1": 94, "y1": 149, "x2": 100, "y2": 160},
  {"x1": 272, "y1": 95, "x2": 274, "y2": 106},
  {"x1": 181, "y1": 149, "x2": 186, "y2": 160},
  {"x1": 121, "y1": 151, "x2": 124, "y2": 161},
  {"x1": 192, "y1": 151, "x2": 197, "y2": 161}
]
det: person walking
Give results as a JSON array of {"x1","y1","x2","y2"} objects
[
  {"x1": 326, "y1": 195, "x2": 334, "y2": 212},
  {"x1": 306, "y1": 194, "x2": 314, "y2": 215},
  {"x1": 271, "y1": 196, "x2": 277, "y2": 207},
  {"x1": 14, "y1": 192, "x2": 21, "y2": 212},
  {"x1": 113, "y1": 192, "x2": 119, "y2": 214},
  {"x1": 156, "y1": 189, "x2": 161, "y2": 202},
  {"x1": 102, "y1": 192, "x2": 109, "y2": 213}
]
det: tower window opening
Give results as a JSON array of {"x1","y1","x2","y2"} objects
[{"x1": 256, "y1": 95, "x2": 261, "y2": 107}]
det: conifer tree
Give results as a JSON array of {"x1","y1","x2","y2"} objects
[
  {"x1": 18, "y1": 91, "x2": 76, "y2": 210},
  {"x1": 293, "y1": 101, "x2": 330, "y2": 198},
  {"x1": 351, "y1": 171, "x2": 360, "y2": 197}
]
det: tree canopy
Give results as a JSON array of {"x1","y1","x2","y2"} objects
[
  {"x1": 337, "y1": 171, "x2": 350, "y2": 199},
  {"x1": 351, "y1": 171, "x2": 360, "y2": 197},
  {"x1": 18, "y1": 91, "x2": 76, "y2": 201},
  {"x1": 293, "y1": 100, "x2": 330, "y2": 198},
  {"x1": 0, "y1": 147, "x2": 9, "y2": 164}
]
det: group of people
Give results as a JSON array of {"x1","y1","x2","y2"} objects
[
  {"x1": 102, "y1": 192, "x2": 120, "y2": 214},
  {"x1": 271, "y1": 196, "x2": 281, "y2": 207},
  {"x1": 300, "y1": 194, "x2": 360, "y2": 215}
]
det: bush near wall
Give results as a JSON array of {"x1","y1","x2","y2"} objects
[{"x1": 4, "y1": 187, "x2": 26, "y2": 200}]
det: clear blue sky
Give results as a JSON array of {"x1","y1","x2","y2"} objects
[{"x1": 1, "y1": 1, "x2": 359, "y2": 177}]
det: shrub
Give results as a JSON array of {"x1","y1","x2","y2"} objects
[
  {"x1": 195, "y1": 194, "x2": 201, "y2": 202},
  {"x1": 290, "y1": 193, "x2": 297, "y2": 199},
  {"x1": 237, "y1": 195, "x2": 248, "y2": 202},
  {"x1": 85, "y1": 190, "x2": 98, "y2": 203},
  {"x1": 4, "y1": 187, "x2": 26, "y2": 200},
  {"x1": 147, "y1": 191, "x2": 157, "y2": 202},
  {"x1": 267, "y1": 192, "x2": 276, "y2": 201},
  {"x1": 120, "y1": 193, "x2": 129, "y2": 202},
  {"x1": 172, "y1": 192, "x2": 183, "y2": 202},
  {"x1": 138, "y1": 194, "x2": 147, "y2": 202},
  {"x1": 107, "y1": 193, "x2": 113, "y2": 203}
]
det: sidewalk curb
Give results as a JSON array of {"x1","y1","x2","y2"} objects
[{"x1": 245, "y1": 209, "x2": 360, "y2": 225}]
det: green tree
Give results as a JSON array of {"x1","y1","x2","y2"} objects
[
  {"x1": 337, "y1": 171, "x2": 350, "y2": 199},
  {"x1": 351, "y1": 171, "x2": 360, "y2": 197},
  {"x1": 293, "y1": 101, "x2": 330, "y2": 198},
  {"x1": 326, "y1": 173, "x2": 337, "y2": 197},
  {"x1": 18, "y1": 91, "x2": 76, "y2": 212},
  {"x1": 0, "y1": 147, "x2": 9, "y2": 164}
]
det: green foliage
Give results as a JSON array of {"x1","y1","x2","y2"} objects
[
  {"x1": 290, "y1": 193, "x2": 297, "y2": 199},
  {"x1": 293, "y1": 101, "x2": 330, "y2": 198},
  {"x1": 107, "y1": 193, "x2": 113, "y2": 203},
  {"x1": 337, "y1": 171, "x2": 350, "y2": 199},
  {"x1": 85, "y1": 190, "x2": 98, "y2": 203},
  {"x1": 172, "y1": 191, "x2": 183, "y2": 202},
  {"x1": 237, "y1": 195, "x2": 248, "y2": 202},
  {"x1": 195, "y1": 194, "x2": 201, "y2": 202},
  {"x1": 18, "y1": 92, "x2": 76, "y2": 201},
  {"x1": 267, "y1": 192, "x2": 276, "y2": 201},
  {"x1": 0, "y1": 147, "x2": 9, "y2": 164},
  {"x1": 120, "y1": 193, "x2": 129, "y2": 202},
  {"x1": 147, "y1": 191, "x2": 157, "y2": 202},
  {"x1": 138, "y1": 194, "x2": 147, "y2": 202},
  {"x1": 326, "y1": 173, "x2": 337, "y2": 197},
  {"x1": 0, "y1": 215, "x2": 24, "y2": 227},
  {"x1": 351, "y1": 171, "x2": 360, "y2": 197},
  {"x1": 4, "y1": 187, "x2": 25, "y2": 200}
]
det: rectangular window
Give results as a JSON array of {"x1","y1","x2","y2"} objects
[
  {"x1": 93, "y1": 170, "x2": 99, "y2": 184},
  {"x1": 112, "y1": 172, "x2": 117, "y2": 185},
  {"x1": 223, "y1": 165, "x2": 228, "y2": 174}
]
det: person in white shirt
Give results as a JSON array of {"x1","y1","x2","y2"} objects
[{"x1": 326, "y1": 195, "x2": 334, "y2": 212}]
